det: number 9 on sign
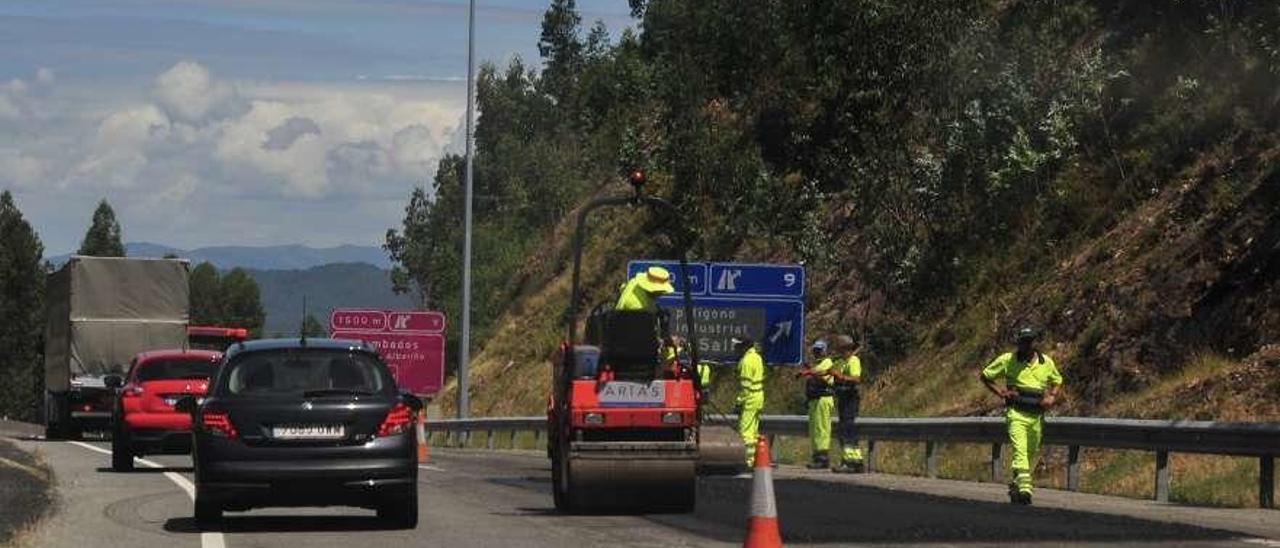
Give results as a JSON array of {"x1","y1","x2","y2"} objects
[{"x1": 784, "y1": 273, "x2": 796, "y2": 287}]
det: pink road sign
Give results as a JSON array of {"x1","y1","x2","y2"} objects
[
  {"x1": 329, "y1": 309, "x2": 388, "y2": 332},
  {"x1": 387, "y1": 310, "x2": 446, "y2": 333},
  {"x1": 330, "y1": 308, "x2": 447, "y2": 395}
]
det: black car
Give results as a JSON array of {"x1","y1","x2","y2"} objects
[{"x1": 180, "y1": 338, "x2": 421, "y2": 528}]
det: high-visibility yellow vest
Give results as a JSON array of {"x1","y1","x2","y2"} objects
[
  {"x1": 698, "y1": 362, "x2": 713, "y2": 387},
  {"x1": 981, "y1": 352, "x2": 1062, "y2": 391},
  {"x1": 615, "y1": 276, "x2": 658, "y2": 311},
  {"x1": 737, "y1": 347, "x2": 764, "y2": 397}
]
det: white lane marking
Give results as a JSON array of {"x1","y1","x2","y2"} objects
[
  {"x1": 418, "y1": 465, "x2": 446, "y2": 472},
  {"x1": 67, "y1": 441, "x2": 227, "y2": 548},
  {"x1": 67, "y1": 440, "x2": 112, "y2": 456},
  {"x1": 1241, "y1": 539, "x2": 1280, "y2": 547}
]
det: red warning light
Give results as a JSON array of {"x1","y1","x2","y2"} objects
[{"x1": 628, "y1": 169, "x2": 646, "y2": 187}]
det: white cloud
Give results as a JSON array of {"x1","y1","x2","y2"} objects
[
  {"x1": 153, "y1": 61, "x2": 239, "y2": 124},
  {"x1": 391, "y1": 124, "x2": 440, "y2": 182},
  {"x1": 0, "y1": 60, "x2": 465, "y2": 252}
]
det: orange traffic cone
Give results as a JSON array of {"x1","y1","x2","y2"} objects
[
  {"x1": 744, "y1": 435, "x2": 783, "y2": 548},
  {"x1": 416, "y1": 408, "x2": 430, "y2": 463}
]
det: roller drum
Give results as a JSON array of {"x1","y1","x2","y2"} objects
[
  {"x1": 697, "y1": 425, "x2": 746, "y2": 475},
  {"x1": 566, "y1": 457, "x2": 695, "y2": 512}
]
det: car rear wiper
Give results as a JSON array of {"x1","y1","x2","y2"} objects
[{"x1": 302, "y1": 388, "x2": 375, "y2": 398}]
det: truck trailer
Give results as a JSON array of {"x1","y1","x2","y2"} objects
[{"x1": 43, "y1": 256, "x2": 191, "y2": 439}]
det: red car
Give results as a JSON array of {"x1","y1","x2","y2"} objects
[{"x1": 106, "y1": 349, "x2": 222, "y2": 471}]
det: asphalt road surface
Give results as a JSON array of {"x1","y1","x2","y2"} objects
[{"x1": 5, "y1": 433, "x2": 1280, "y2": 547}]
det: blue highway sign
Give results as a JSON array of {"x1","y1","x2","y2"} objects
[
  {"x1": 656, "y1": 297, "x2": 805, "y2": 365},
  {"x1": 709, "y1": 263, "x2": 805, "y2": 299},
  {"x1": 629, "y1": 260, "x2": 806, "y2": 365}
]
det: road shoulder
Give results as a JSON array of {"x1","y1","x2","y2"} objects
[{"x1": 0, "y1": 437, "x2": 55, "y2": 547}]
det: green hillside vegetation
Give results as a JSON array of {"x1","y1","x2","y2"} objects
[{"x1": 388, "y1": 1, "x2": 1280, "y2": 505}]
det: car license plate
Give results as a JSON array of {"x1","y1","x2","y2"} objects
[
  {"x1": 163, "y1": 396, "x2": 203, "y2": 406},
  {"x1": 597, "y1": 381, "x2": 666, "y2": 406},
  {"x1": 272, "y1": 424, "x2": 345, "y2": 440}
]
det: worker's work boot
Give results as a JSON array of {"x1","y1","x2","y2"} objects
[
  {"x1": 1008, "y1": 482, "x2": 1019, "y2": 504},
  {"x1": 1016, "y1": 491, "x2": 1033, "y2": 506},
  {"x1": 834, "y1": 460, "x2": 863, "y2": 474},
  {"x1": 806, "y1": 453, "x2": 829, "y2": 470}
]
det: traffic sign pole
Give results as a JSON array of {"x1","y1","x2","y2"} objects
[{"x1": 459, "y1": 0, "x2": 477, "y2": 420}]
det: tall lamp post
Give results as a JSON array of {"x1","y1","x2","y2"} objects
[{"x1": 459, "y1": 0, "x2": 476, "y2": 419}]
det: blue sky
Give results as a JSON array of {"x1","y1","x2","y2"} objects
[{"x1": 0, "y1": 0, "x2": 632, "y2": 254}]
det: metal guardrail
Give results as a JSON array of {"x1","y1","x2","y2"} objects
[{"x1": 425, "y1": 415, "x2": 1279, "y2": 508}]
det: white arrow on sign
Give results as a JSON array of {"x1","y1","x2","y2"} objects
[{"x1": 769, "y1": 321, "x2": 793, "y2": 344}]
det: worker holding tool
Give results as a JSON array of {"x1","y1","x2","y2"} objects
[
  {"x1": 831, "y1": 335, "x2": 865, "y2": 473},
  {"x1": 980, "y1": 327, "x2": 1063, "y2": 505},
  {"x1": 696, "y1": 358, "x2": 714, "y2": 399},
  {"x1": 797, "y1": 339, "x2": 835, "y2": 469},
  {"x1": 733, "y1": 336, "x2": 766, "y2": 467},
  {"x1": 616, "y1": 266, "x2": 675, "y2": 311},
  {"x1": 663, "y1": 335, "x2": 710, "y2": 388}
]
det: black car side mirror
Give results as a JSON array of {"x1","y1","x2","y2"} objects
[
  {"x1": 104, "y1": 375, "x2": 124, "y2": 389},
  {"x1": 400, "y1": 392, "x2": 424, "y2": 412},
  {"x1": 174, "y1": 395, "x2": 198, "y2": 414}
]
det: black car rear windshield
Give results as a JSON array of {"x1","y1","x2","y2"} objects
[
  {"x1": 220, "y1": 349, "x2": 392, "y2": 397},
  {"x1": 136, "y1": 359, "x2": 217, "y2": 382}
]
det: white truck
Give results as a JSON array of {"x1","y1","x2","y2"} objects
[{"x1": 43, "y1": 256, "x2": 190, "y2": 439}]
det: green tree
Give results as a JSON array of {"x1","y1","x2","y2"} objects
[
  {"x1": 76, "y1": 199, "x2": 125, "y2": 257},
  {"x1": 189, "y1": 262, "x2": 222, "y2": 325},
  {"x1": 384, "y1": 187, "x2": 438, "y2": 308},
  {"x1": 538, "y1": 0, "x2": 584, "y2": 103},
  {"x1": 0, "y1": 191, "x2": 46, "y2": 421},
  {"x1": 219, "y1": 268, "x2": 265, "y2": 336},
  {"x1": 300, "y1": 313, "x2": 326, "y2": 338}
]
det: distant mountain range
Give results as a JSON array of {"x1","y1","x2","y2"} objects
[
  {"x1": 47, "y1": 242, "x2": 392, "y2": 270},
  {"x1": 247, "y1": 263, "x2": 418, "y2": 335}
]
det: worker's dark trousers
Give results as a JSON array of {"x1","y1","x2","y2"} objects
[{"x1": 836, "y1": 389, "x2": 863, "y2": 462}]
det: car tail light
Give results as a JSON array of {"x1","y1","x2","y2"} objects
[
  {"x1": 661, "y1": 412, "x2": 684, "y2": 425},
  {"x1": 201, "y1": 409, "x2": 238, "y2": 439},
  {"x1": 123, "y1": 384, "x2": 144, "y2": 397},
  {"x1": 377, "y1": 402, "x2": 413, "y2": 437}
]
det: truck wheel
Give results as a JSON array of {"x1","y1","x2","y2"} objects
[
  {"x1": 111, "y1": 426, "x2": 133, "y2": 472},
  {"x1": 44, "y1": 393, "x2": 66, "y2": 440}
]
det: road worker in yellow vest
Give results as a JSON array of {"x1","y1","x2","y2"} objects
[
  {"x1": 661, "y1": 335, "x2": 713, "y2": 392},
  {"x1": 616, "y1": 266, "x2": 675, "y2": 311},
  {"x1": 733, "y1": 336, "x2": 765, "y2": 467},
  {"x1": 797, "y1": 339, "x2": 835, "y2": 469},
  {"x1": 980, "y1": 327, "x2": 1063, "y2": 505},
  {"x1": 830, "y1": 335, "x2": 865, "y2": 473}
]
